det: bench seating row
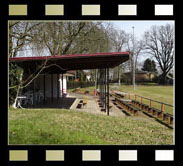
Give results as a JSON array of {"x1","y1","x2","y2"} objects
[{"x1": 131, "y1": 100, "x2": 173, "y2": 125}]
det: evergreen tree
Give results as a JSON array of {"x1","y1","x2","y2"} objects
[{"x1": 142, "y1": 58, "x2": 157, "y2": 73}]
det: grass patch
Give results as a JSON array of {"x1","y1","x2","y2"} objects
[{"x1": 9, "y1": 108, "x2": 173, "y2": 145}]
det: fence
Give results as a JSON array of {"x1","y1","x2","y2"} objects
[
  {"x1": 121, "y1": 92, "x2": 174, "y2": 115},
  {"x1": 67, "y1": 81, "x2": 95, "y2": 89}
]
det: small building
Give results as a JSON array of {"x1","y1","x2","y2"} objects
[
  {"x1": 10, "y1": 52, "x2": 129, "y2": 114},
  {"x1": 24, "y1": 71, "x2": 75, "y2": 99},
  {"x1": 123, "y1": 70, "x2": 155, "y2": 82}
]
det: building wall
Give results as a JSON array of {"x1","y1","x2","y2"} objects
[
  {"x1": 135, "y1": 73, "x2": 148, "y2": 81},
  {"x1": 36, "y1": 74, "x2": 67, "y2": 99},
  {"x1": 52, "y1": 74, "x2": 58, "y2": 98},
  {"x1": 59, "y1": 75, "x2": 67, "y2": 96},
  {"x1": 124, "y1": 72, "x2": 155, "y2": 82},
  {"x1": 45, "y1": 74, "x2": 51, "y2": 98}
]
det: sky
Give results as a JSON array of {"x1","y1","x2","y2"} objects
[
  {"x1": 110, "y1": 20, "x2": 174, "y2": 39},
  {"x1": 107, "y1": 20, "x2": 175, "y2": 66}
]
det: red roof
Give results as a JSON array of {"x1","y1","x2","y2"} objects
[{"x1": 9, "y1": 52, "x2": 129, "y2": 74}]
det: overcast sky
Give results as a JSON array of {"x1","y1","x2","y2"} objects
[{"x1": 110, "y1": 20, "x2": 175, "y2": 39}]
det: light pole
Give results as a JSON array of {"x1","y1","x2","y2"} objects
[{"x1": 132, "y1": 26, "x2": 136, "y2": 90}]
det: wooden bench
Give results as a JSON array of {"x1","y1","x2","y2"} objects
[
  {"x1": 115, "y1": 94, "x2": 124, "y2": 98},
  {"x1": 151, "y1": 107, "x2": 161, "y2": 116},
  {"x1": 76, "y1": 100, "x2": 83, "y2": 108},
  {"x1": 83, "y1": 98, "x2": 88, "y2": 105},
  {"x1": 127, "y1": 104, "x2": 139, "y2": 115},
  {"x1": 113, "y1": 91, "x2": 126, "y2": 98},
  {"x1": 131, "y1": 100, "x2": 136, "y2": 104},
  {"x1": 147, "y1": 107, "x2": 165, "y2": 120},
  {"x1": 117, "y1": 99, "x2": 128, "y2": 108},
  {"x1": 72, "y1": 88, "x2": 80, "y2": 93},
  {"x1": 163, "y1": 113, "x2": 173, "y2": 125},
  {"x1": 114, "y1": 97, "x2": 139, "y2": 115},
  {"x1": 140, "y1": 103, "x2": 149, "y2": 109},
  {"x1": 84, "y1": 90, "x2": 89, "y2": 94},
  {"x1": 132, "y1": 100, "x2": 141, "y2": 107},
  {"x1": 131, "y1": 101, "x2": 150, "y2": 112},
  {"x1": 145, "y1": 107, "x2": 151, "y2": 114},
  {"x1": 169, "y1": 115, "x2": 174, "y2": 125},
  {"x1": 76, "y1": 99, "x2": 88, "y2": 109},
  {"x1": 120, "y1": 101, "x2": 139, "y2": 115}
]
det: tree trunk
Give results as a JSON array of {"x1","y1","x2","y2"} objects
[
  {"x1": 118, "y1": 66, "x2": 121, "y2": 86},
  {"x1": 161, "y1": 72, "x2": 167, "y2": 85}
]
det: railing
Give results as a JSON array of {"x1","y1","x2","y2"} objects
[
  {"x1": 134, "y1": 94, "x2": 173, "y2": 113},
  {"x1": 115, "y1": 91, "x2": 173, "y2": 115}
]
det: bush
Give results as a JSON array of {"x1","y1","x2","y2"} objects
[
  {"x1": 67, "y1": 81, "x2": 95, "y2": 89},
  {"x1": 152, "y1": 75, "x2": 173, "y2": 85},
  {"x1": 120, "y1": 74, "x2": 131, "y2": 85}
]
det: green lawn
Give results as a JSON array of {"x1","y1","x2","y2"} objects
[{"x1": 9, "y1": 108, "x2": 173, "y2": 145}]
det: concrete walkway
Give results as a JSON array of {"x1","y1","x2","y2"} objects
[{"x1": 69, "y1": 92, "x2": 126, "y2": 117}]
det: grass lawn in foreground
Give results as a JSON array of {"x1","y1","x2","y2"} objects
[{"x1": 9, "y1": 108, "x2": 173, "y2": 145}]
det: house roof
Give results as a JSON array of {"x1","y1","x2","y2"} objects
[{"x1": 9, "y1": 52, "x2": 129, "y2": 74}]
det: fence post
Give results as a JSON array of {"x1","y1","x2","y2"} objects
[
  {"x1": 94, "y1": 89, "x2": 96, "y2": 98},
  {"x1": 161, "y1": 103, "x2": 164, "y2": 112},
  {"x1": 150, "y1": 99, "x2": 152, "y2": 107}
]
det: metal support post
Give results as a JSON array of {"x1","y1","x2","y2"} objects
[
  {"x1": 51, "y1": 74, "x2": 53, "y2": 101},
  {"x1": 107, "y1": 68, "x2": 109, "y2": 116},
  {"x1": 33, "y1": 80, "x2": 35, "y2": 108},
  {"x1": 44, "y1": 75, "x2": 46, "y2": 104},
  {"x1": 62, "y1": 74, "x2": 64, "y2": 97}
]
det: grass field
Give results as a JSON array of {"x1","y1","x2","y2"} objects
[{"x1": 9, "y1": 108, "x2": 173, "y2": 145}]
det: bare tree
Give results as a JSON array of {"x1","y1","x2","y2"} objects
[
  {"x1": 126, "y1": 33, "x2": 144, "y2": 84},
  {"x1": 9, "y1": 21, "x2": 112, "y2": 90},
  {"x1": 109, "y1": 28, "x2": 128, "y2": 85},
  {"x1": 9, "y1": 21, "x2": 41, "y2": 57},
  {"x1": 30, "y1": 22, "x2": 110, "y2": 56},
  {"x1": 144, "y1": 24, "x2": 174, "y2": 84}
]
